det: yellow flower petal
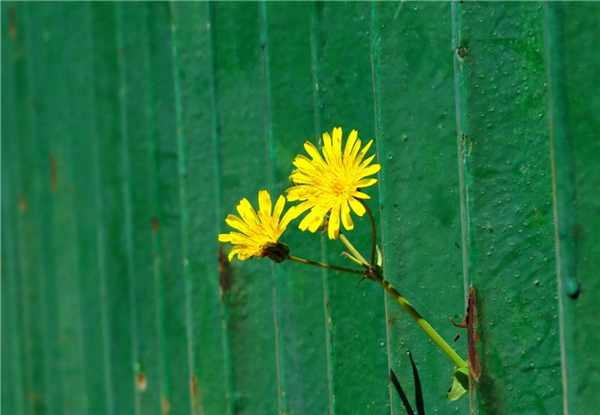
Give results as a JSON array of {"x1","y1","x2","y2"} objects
[
  {"x1": 355, "y1": 178, "x2": 378, "y2": 188},
  {"x1": 328, "y1": 204, "x2": 341, "y2": 239},
  {"x1": 343, "y1": 129, "x2": 358, "y2": 161},
  {"x1": 348, "y1": 197, "x2": 366, "y2": 216},
  {"x1": 341, "y1": 200, "x2": 354, "y2": 231},
  {"x1": 258, "y1": 190, "x2": 272, "y2": 215},
  {"x1": 273, "y1": 195, "x2": 285, "y2": 222}
]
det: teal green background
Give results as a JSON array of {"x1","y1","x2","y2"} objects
[{"x1": 2, "y1": 2, "x2": 599, "y2": 414}]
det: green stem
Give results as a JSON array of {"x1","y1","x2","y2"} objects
[
  {"x1": 342, "y1": 251, "x2": 366, "y2": 267},
  {"x1": 287, "y1": 255, "x2": 365, "y2": 276},
  {"x1": 359, "y1": 199, "x2": 377, "y2": 267},
  {"x1": 370, "y1": 269, "x2": 468, "y2": 369},
  {"x1": 339, "y1": 234, "x2": 369, "y2": 266}
]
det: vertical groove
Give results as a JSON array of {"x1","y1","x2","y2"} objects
[
  {"x1": 167, "y1": 4, "x2": 197, "y2": 414},
  {"x1": 4, "y1": 5, "x2": 28, "y2": 412},
  {"x1": 144, "y1": 3, "x2": 169, "y2": 408},
  {"x1": 206, "y1": 3, "x2": 235, "y2": 413},
  {"x1": 258, "y1": 2, "x2": 286, "y2": 414},
  {"x1": 22, "y1": 5, "x2": 65, "y2": 413},
  {"x1": 368, "y1": 3, "x2": 394, "y2": 414},
  {"x1": 543, "y1": 3, "x2": 578, "y2": 414},
  {"x1": 114, "y1": 4, "x2": 141, "y2": 415},
  {"x1": 86, "y1": 3, "x2": 116, "y2": 413},
  {"x1": 450, "y1": 2, "x2": 476, "y2": 413},
  {"x1": 309, "y1": 3, "x2": 334, "y2": 414}
]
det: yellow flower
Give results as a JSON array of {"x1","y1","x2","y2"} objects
[
  {"x1": 218, "y1": 190, "x2": 299, "y2": 262},
  {"x1": 286, "y1": 127, "x2": 380, "y2": 239}
]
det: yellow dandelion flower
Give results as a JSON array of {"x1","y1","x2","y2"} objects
[
  {"x1": 286, "y1": 127, "x2": 381, "y2": 239},
  {"x1": 218, "y1": 190, "x2": 299, "y2": 262}
]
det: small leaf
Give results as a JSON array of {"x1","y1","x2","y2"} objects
[
  {"x1": 446, "y1": 367, "x2": 469, "y2": 401},
  {"x1": 376, "y1": 245, "x2": 383, "y2": 267},
  {"x1": 389, "y1": 369, "x2": 414, "y2": 415}
]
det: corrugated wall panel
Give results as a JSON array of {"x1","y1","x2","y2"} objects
[{"x1": 2, "y1": 2, "x2": 599, "y2": 415}]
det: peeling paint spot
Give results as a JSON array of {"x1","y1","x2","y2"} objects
[
  {"x1": 135, "y1": 373, "x2": 147, "y2": 392},
  {"x1": 18, "y1": 195, "x2": 28, "y2": 213},
  {"x1": 190, "y1": 374, "x2": 203, "y2": 410},
  {"x1": 152, "y1": 217, "x2": 159, "y2": 234},
  {"x1": 28, "y1": 391, "x2": 40, "y2": 405},
  {"x1": 190, "y1": 374, "x2": 199, "y2": 396},
  {"x1": 49, "y1": 154, "x2": 58, "y2": 193},
  {"x1": 8, "y1": 6, "x2": 17, "y2": 38},
  {"x1": 161, "y1": 396, "x2": 170, "y2": 414},
  {"x1": 218, "y1": 246, "x2": 232, "y2": 297}
]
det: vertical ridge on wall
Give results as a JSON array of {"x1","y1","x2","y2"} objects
[
  {"x1": 146, "y1": 2, "x2": 193, "y2": 413},
  {"x1": 308, "y1": 4, "x2": 335, "y2": 414},
  {"x1": 452, "y1": 2, "x2": 563, "y2": 414},
  {"x1": 310, "y1": 2, "x2": 389, "y2": 414},
  {"x1": 2, "y1": 4, "x2": 28, "y2": 413},
  {"x1": 212, "y1": 2, "x2": 279, "y2": 413},
  {"x1": 373, "y1": 3, "x2": 467, "y2": 414},
  {"x1": 562, "y1": 2, "x2": 600, "y2": 413},
  {"x1": 116, "y1": 3, "x2": 165, "y2": 414},
  {"x1": 26, "y1": 4, "x2": 89, "y2": 414},
  {"x1": 90, "y1": 3, "x2": 137, "y2": 414},
  {"x1": 114, "y1": 4, "x2": 142, "y2": 415},
  {"x1": 207, "y1": 2, "x2": 237, "y2": 413},
  {"x1": 167, "y1": 2, "x2": 198, "y2": 413},
  {"x1": 263, "y1": 2, "x2": 332, "y2": 414},
  {"x1": 257, "y1": 3, "x2": 289, "y2": 414},
  {"x1": 543, "y1": 4, "x2": 577, "y2": 414},
  {"x1": 256, "y1": 4, "x2": 285, "y2": 414},
  {"x1": 168, "y1": 2, "x2": 232, "y2": 414}
]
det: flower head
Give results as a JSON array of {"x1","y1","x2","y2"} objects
[
  {"x1": 218, "y1": 190, "x2": 299, "y2": 262},
  {"x1": 286, "y1": 127, "x2": 380, "y2": 239}
]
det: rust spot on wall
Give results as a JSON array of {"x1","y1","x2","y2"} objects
[
  {"x1": 18, "y1": 195, "x2": 28, "y2": 213},
  {"x1": 8, "y1": 6, "x2": 18, "y2": 38},
  {"x1": 49, "y1": 154, "x2": 58, "y2": 193},
  {"x1": 573, "y1": 224, "x2": 584, "y2": 240},
  {"x1": 190, "y1": 374, "x2": 199, "y2": 396},
  {"x1": 135, "y1": 373, "x2": 147, "y2": 392},
  {"x1": 218, "y1": 246, "x2": 232, "y2": 297},
  {"x1": 28, "y1": 391, "x2": 40, "y2": 405},
  {"x1": 152, "y1": 216, "x2": 159, "y2": 234},
  {"x1": 451, "y1": 286, "x2": 481, "y2": 382}
]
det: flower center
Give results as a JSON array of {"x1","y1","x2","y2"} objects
[{"x1": 331, "y1": 180, "x2": 350, "y2": 197}]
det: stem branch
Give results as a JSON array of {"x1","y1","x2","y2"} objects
[
  {"x1": 287, "y1": 255, "x2": 365, "y2": 276},
  {"x1": 370, "y1": 270, "x2": 467, "y2": 368}
]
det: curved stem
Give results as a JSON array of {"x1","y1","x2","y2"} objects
[
  {"x1": 287, "y1": 255, "x2": 365, "y2": 276},
  {"x1": 359, "y1": 199, "x2": 377, "y2": 267},
  {"x1": 370, "y1": 269, "x2": 468, "y2": 369}
]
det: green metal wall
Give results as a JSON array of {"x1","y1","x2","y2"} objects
[{"x1": 2, "y1": 2, "x2": 599, "y2": 414}]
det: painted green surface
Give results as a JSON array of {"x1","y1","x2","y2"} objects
[
  {"x1": 562, "y1": 2, "x2": 600, "y2": 413},
  {"x1": 3, "y1": 2, "x2": 600, "y2": 415},
  {"x1": 311, "y1": 3, "x2": 390, "y2": 414},
  {"x1": 263, "y1": 3, "x2": 331, "y2": 414},
  {"x1": 372, "y1": 2, "x2": 469, "y2": 414},
  {"x1": 116, "y1": 3, "x2": 163, "y2": 414},
  {"x1": 168, "y1": 2, "x2": 232, "y2": 415},
  {"x1": 453, "y1": 2, "x2": 562, "y2": 413}
]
